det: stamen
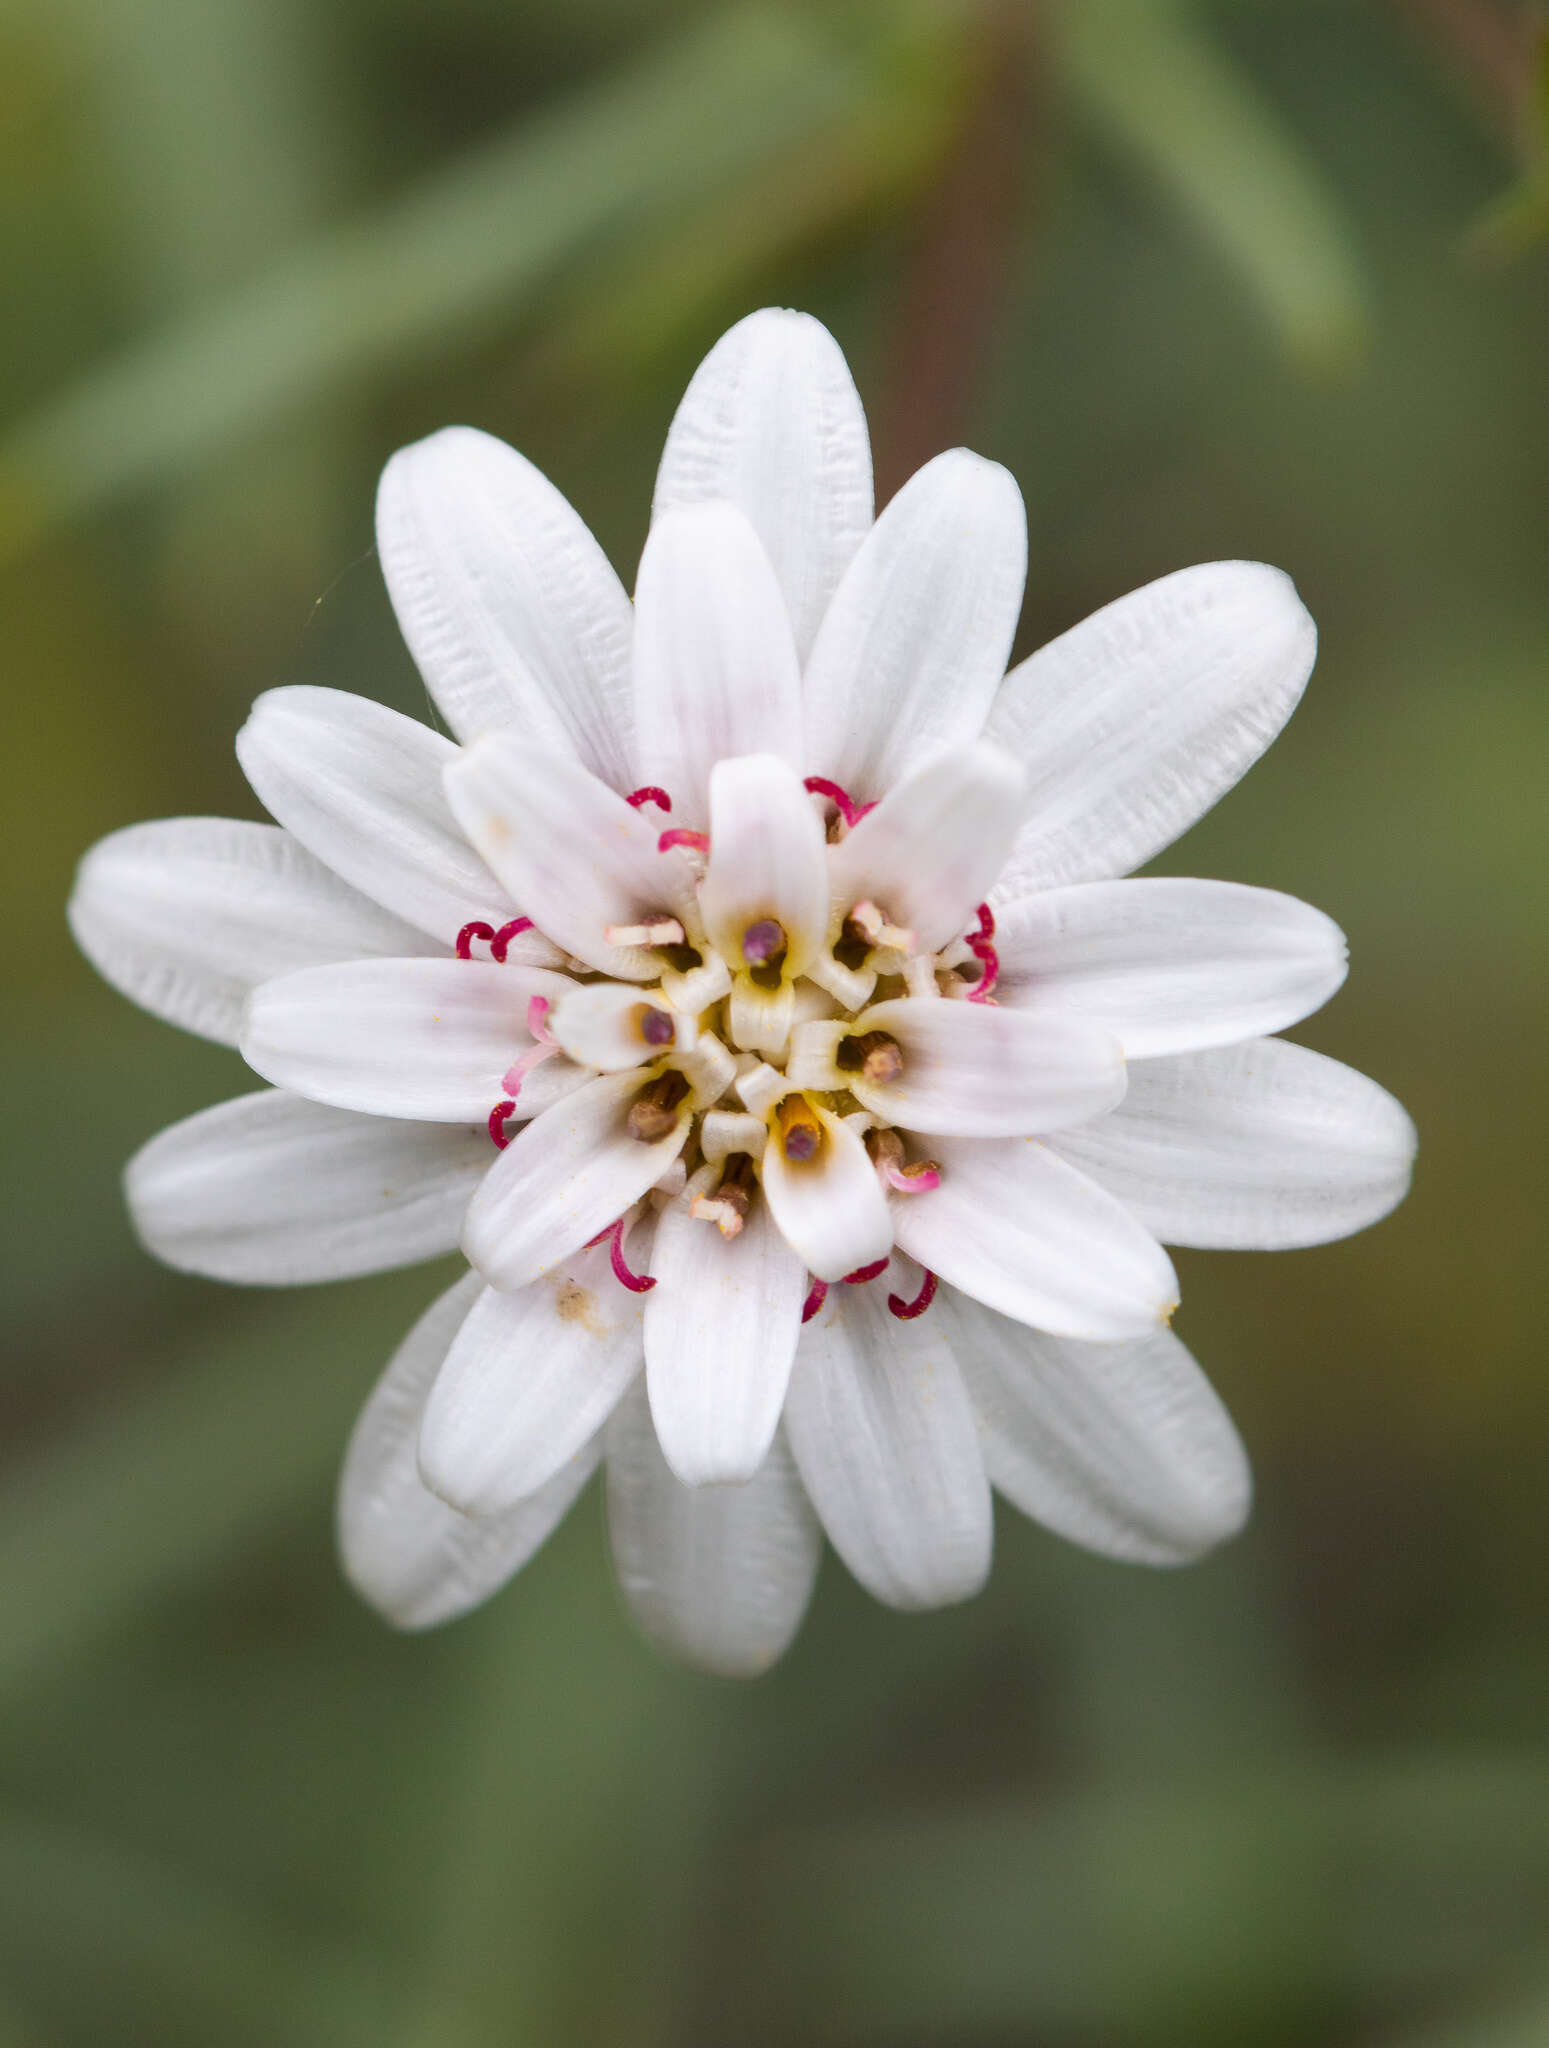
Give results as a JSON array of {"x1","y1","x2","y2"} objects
[
  {"x1": 526, "y1": 995, "x2": 554, "y2": 1044},
  {"x1": 489, "y1": 916, "x2": 535, "y2": 962},
  {"x1": 965, "y1": 901, "x2": 999, "y2": 1003},
  {"x1": 457, "y1": 920, "x2": 495, "y2": 960},
  {"x1": 689, "y1": 1151, "x2": 756, "y2": 1238},
  {"x1": 604, "y1": 917, "x2": 687, "y2": 949},
  {"x1": 741, "y1": 917, "x2": 786, "y2": 966},
  {"x1": 842, "y1": 1258, "x2": 889, "y2": 1284},
  {"x1": 801, "y1": 1278, "x2": 828, "y2": 1323},
  {"x1": 839, "y1": 1029, "x2": 904, "y2": 1086},
  {"x1": 487, "y1": 1099, "x2": 516, "y2": 1149},
  {"x1": 849, "y1": 899, "x2": 916, "y2": 955},
  {"x1": 626, "y1": 1070, "x2": 690, "y2": 1143},
  {"x1": 802, "y1": 776, "x2": 876, "y2": 830},
  {"x1": 584, "y1": 1216, "x2": 656, "y2": 1293},
  {"x1": 775, "y1": 1094, "x2": 823, "y2": 1163},
  {"x1": 888, "y1": 1268, "x2": 938, "y2": 1320},
  {"x1": 639, "y1": 1005, "x2": 676, "y2": 1047},
  {"x1": 974, "y1": 902, "x2": 996, "y2": 940},
  {"x1": 626, "y1": 786, "x2": 672, "y2": 812},
  {"x1": 657, "y1": 828, "x2": 710, "y2": 855},
  {"x1": 501, "y1": 1040, "x2": 557, "y2": 1099}
]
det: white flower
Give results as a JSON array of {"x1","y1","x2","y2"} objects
[{"x1": 68, "y1": 308, "x2": 1416, "y2": 1677}]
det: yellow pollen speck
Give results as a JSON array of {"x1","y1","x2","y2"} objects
[{"x1": 556, "y1": 1280, "x2": 608, "y2": 1337}]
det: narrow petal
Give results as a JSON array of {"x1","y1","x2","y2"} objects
[
  {"x1": 936, "y1": 1291, "x2": 1251, "y2": 1564},
  {"x1": 1047, "y1": 1038, "x2": 1418, "y2": 1249},
  {"x1": 825, "y1": 741, "x2": 1025, "y2": 956},
  {"x1": 605, "y1": 1380, "x2": 821, "y2": 1678},
  {"x1": 338, "y1": 1273, "x2": 595, "y2": 1631},
  {"x1": 242, "y1": 958, "x2": 576, "y2": 1121},
  {"x1": 890, "y1": 1135, "x2": 1178, "y2": 1340},
  {"x1": 418, "y1": 1242, "x2": 646, "y2": 1516},
  {"x1": 987, "y1": 562, "x2": 1317, "y2": 890},
  {"x1": 644, "y1": 1187, "x2": 806, "y2": 1486},
  {"x1": 653, "y1": 307, "x2": 873, "y2": 662},
  {"x1": 237, "y1": 687, "x2": 559, "y2": 955},
  {"x1": 444, "y1": 733, "x2": 700, "y2": 980},
  {"x1": 802, "y1": 449, "x2": 1027, "y2": 799},
  {"x1": 760, "y1": 1105, "x2": 893, "y2": 1283},
  {"x1": 699, "y1": 754, "x2": 830, "y2": 977},
  {"x1": 785, "y1": 1277, "x2": 992, "y2": 1610},
  {"x1": 463, "y1": 1070, "x2": 689, "y2": 1290},
  {"x1": 375, "y1": 426, "x2": 636, "y2": 784},
  {"x1": 631, "y1": 501, "x2": 804, "y2": 827},
  {"x1": 993, "y1": 877, "x2": 1348, "y2": 1058},
  {"x1": 127, "y1": 1090, "x2": 489, "y2": 1285},
  {"x1": 836, "y1": 997, "x2": 1127, "y2": 1138},
  {"x1": 67, "y1": 817, "x2": 436, "y2": 1047}
]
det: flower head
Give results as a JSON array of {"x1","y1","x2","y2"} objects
[{"x1": 68, "y1": 309, "x2": 1416, "y2": 1676}]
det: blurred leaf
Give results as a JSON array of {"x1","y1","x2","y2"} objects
[
  {"x1": 736, "y1": 1752, "x2": 1549, "y2": 2042},
  {"x1": 0, "y1": 4, "x2": 853, "y2": 556},
  {"x1": 1465, "y1": 22, "x2": 1549, "y2": 263},
  {"x1": 1062, "y1": 0, "x2": 1370, "y2": 373},
  {"x1": 0, "y1": 1811, "x2": 397, "y2": 2047},
  {"x1": 0, "y1": 1267, "x2": 438, "y2": 1700}
]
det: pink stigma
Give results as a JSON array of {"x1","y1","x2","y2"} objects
[
  {"x1": 966, "y1": 904, "x2": 999, "y2": 1002},
  {"x1": 626, "y1": 786, "x2": 672, "y2": 812},
  {"x1": 803, "y1": 776, "x2": 876, "y2": 829},
  {"x1": 658, "y1": 828, "x2": 710, "y2": 855},
  {"x1": 487, "y1": 1100, "x2": 516, "y2": 1149},
  {"x1": 584, "y1": 1216, "x2": 655, "y2": 1293},
  {"x1": 843, "y1": 1257, "x2": 889, "y2": 1284},
  {"x1": 888, "y1": 1269, "x2": 938, "y2": 1320},
  {"x1": 801, "y1": 1279, "x2": 828, "y2": 1323},
  {"x1": 527, "y1": 994, "x2": 554, "y2": 1044},
  {"x1": 457, "y1": 917, "x2": 534, "y2": 962},
  {"x1": 884, "y1": 1161, "x2": 941, "y2": 1194},
  {"x1": 490, "y1": 916, "x2": 534, "y2": 962}
]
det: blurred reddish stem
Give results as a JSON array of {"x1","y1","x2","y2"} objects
[
  {"x1": 1390, "y1": 0, "x2": 1546, "y2": 157},
  {"x1": 871, "y1": 0, "x2": 1048, "y2": 507}
]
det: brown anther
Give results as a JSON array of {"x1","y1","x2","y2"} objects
[
  {"x1": 638, "y1": 1005, "x2": 676, "y2": 1047},
  {"x1": 626, "y1": 1070, "x2": 689, "y2": 1143},
  {"x1": 775, "y1": 1094, "x2": 824, "y2": 1164},
  {"x1": 837, "y1": 1029, "x2": 904, "y2": 1085},
  {"x1": 690, "y1": 1152, "x2": 756, "y2": 1239},
  {"x1": 866, "y1": 1127, "x2": 907, "y2": 1174}
]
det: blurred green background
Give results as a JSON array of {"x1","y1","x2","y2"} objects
[{"x1": 3, "y1": 0, "x2": 1548, "y2": 2041}]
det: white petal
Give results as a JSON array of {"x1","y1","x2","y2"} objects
[
  {"x1": 993, "y1": 877, "x2": 1348, "y2": 1058},
  {"x1": 463, "y1": 1070, "x2": 689, "y2": 1290},
  {"x1": 785, "y1": 1277, "x2": 992, "y2": 1610},
  {"x1": 802, "y1": 449, "x2": 1027, "y2": 799},
  {"x1": 604, "y1": 1380, "x2": 820, "y2": 1678},
  {"x1": 644, "y1": 1185, "x2": 806, "y2": 1486},
  {"x1": 127, "y1": 1090, "x2": 489, "y2": 1285},
  {"x1": 631, "y1": 502, "x2": 804, "y2": 827},
  {"x1": 242, "y1": 957, "x2": 575, "y2": 1121},
  {"x1": 375, "y1": 426, "x2": 635, "y2": 783},
  {"x1": 547, "y1": 983, "x2": 684, "y2": 1072},
  {"x1": 760, "y1": 1104, "x2": 893, "y2": 1283},
  {"x1": 1047, "y1": 1038, "x2": 1417, "y2": 1249},
  {"x1": 338, "y1": 1273, "x2": 595, "y2": 1631},
  {"x1": 443, "y1": 733, "x2": 699, "y2": 980},
  {"x1": 67, "y1": 817, "x2": 436, "y2": 1048},
  {"x1": 237, "y1": 687, "x2": 560, "y2": 955},
  {"x1": 987, "y1": 562, "x2": 1317, "y2": 890},
  {"x1": 418, "y1": 1244, "x2": 645, "y2": 1516},
  {"x1": 824, "y1": 741, "x2": 1025, "y2": 956},
  {"x1": 653, "y1": 307, "x2": 873, "y2": 663},
  {"x1": 700, "y1": 754, "x2": 830, "y2": 977},
  {"x1": 890, "y1": 1134, "x2": 1179, "y2": 1339},
  {"x1": 937, "y1": 1291, "x2": 1251, "y2": 1564},
  {"x1": 840, "y1": 996, "x2": 1127, "y2": 1138}
]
